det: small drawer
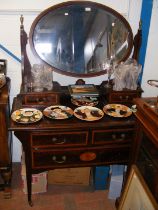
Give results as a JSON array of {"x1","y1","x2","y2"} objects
[
  {"x1": 92, "y1": 128, "x2": 134, "y2": 145},
  {"x1": 32, "y1": 146, "x2": 130, "y2": 169},
  {"x1": 23, "y1": 93, "x2": 59, "y2": 105},
  {"x1": 109, "y1": 92, "x2": 139, "y2": 103},
  {"x1": 31, "y1": 131, "x2": 88, "y2": 148}
]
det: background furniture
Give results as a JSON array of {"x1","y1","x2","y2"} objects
[
  {"x1": 0, "y1": 76, "x2": 12, "y2": 198},
  {"x1": 118, "y1": 165, "x2": 158, "y2": 210},
  {"x1": 132, "y1": 97, "x2": 158, "y2": 203}
]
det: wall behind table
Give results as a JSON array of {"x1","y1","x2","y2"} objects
[
  {"x1": 141, "y1": 0, "x2": 158, "y2": 97},
  {"x1": 0, "y1": 0, "x2": 142, "y2": 162}
]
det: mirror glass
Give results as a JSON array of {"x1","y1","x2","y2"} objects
[{"x1": 30, "y1": 1, "x2": 133, "y2": 77}]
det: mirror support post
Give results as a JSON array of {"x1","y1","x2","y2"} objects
[
  {"x1": 20, "y1": 15, "x2": 32, "y2": 90},
  {"x1": 132, "y1": 21, "x2": 142, "y2": 62}
]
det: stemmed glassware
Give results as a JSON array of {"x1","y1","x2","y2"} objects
[
  {"x1": 102, "y1": 59, "x2": 115, "y2": 88},
  {"x1": 106, "y1": 66, "x2": 114, "y2": 88},
  {"x1": 147, "y1": 79, "x2": 158, "y2": 110}
]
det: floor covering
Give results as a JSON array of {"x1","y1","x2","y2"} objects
[{"x1": 0, "y1": 163, "x2": 116, "y2": 210}]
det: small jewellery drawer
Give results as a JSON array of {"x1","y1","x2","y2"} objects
[
  {"x1": 92, "y1": 128, "x2": 134, "y2": 145},
  {"x1": 23, "y1": 93, "x2": 59, "y2": 105},
  {"x1": 32, "y1": 146, "x2": 130, "y2": 169},
  {"x1": 110, "y1": 93, "x2": 138, "y2": 101},
  {"x1": 31, "y1": 131, "x2": 88, "y2": 148},
  {"x1": 108, "y1": 91, "x2": 141, "y2": 104}
]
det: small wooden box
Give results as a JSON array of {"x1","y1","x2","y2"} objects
[
  {"x1": 106, "y1": 87, "x2": 143, "y2": 105},
  {"x1": 48, "y1": 167, "x2": 91, "y2": 186}
]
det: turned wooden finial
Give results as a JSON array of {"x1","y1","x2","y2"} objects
[
  {"x1": 139, "y1": 20, "x2": 142, "y2": 30},
  {"x1": 20, "y1": 15, "x2": 24, "y2": 26}
]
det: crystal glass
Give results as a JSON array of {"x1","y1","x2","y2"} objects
[
  {"x1": 147, "y1": 79, "x2": 158, "y2": 110},
  {"x1": 103, "y1": 59, "x2": 115, "y2": 88}
]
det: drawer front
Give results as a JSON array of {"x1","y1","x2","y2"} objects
[
  {"x1": 32, "y1": 146, "x2": 130, "y2": 169},
  {"x1": 31, "y1": 131, "x2": 88, "y2": 148},
  {"x1": 92, "y1": 128, "x2": 134, "y2": 145},
  {"x1": 23, "y1": 93, "x2": 59, "y2": 105},
  {"x1": 109, "y1": 92, "x2": 140, "y2": 104}
]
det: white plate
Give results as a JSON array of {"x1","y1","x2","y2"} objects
[
  {"x1": 74, "y1": 106, "x2": 104, "y2": 121},
  {"x1": 11, "y1": 108, "x2": 43, "y2": 124},
  {"x1": 103, "y1": 104, "x2": 132, "y2": 118},
  {"x1": 43, "y1": 105, "x2": 73, "y2": 119}
]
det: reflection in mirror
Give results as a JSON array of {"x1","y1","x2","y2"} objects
[{"x1": 30, "y1": 1, "x2": 133, "y2": 77}]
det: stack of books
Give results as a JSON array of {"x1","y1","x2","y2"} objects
[{"x1": 68, "y1": 84, "x2": 99, "y2": 98}]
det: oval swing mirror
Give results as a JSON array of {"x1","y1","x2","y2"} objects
[{"x1": 30, "y1": 1, "x2": 133, "y2": 77}]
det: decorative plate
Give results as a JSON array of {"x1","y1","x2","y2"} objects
[
  {"x1": 71, "y1": 97, "x2": 98, "y2": 107},
  {"x1": 43, "y1": 105, "x2": 73, "y2": 119},
  {"x1": 11, "y1": 108, "x2": 43, "y2": 124},
  {"x1": 74, "y1": 106, "x2": 104, "y2": 121},
  {"x1": 103, "y1": 104, "x2": 132, "y2": 118}
]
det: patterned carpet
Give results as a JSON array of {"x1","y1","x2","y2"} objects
[{"x1": 0, "y1": 163, "x2": 116, "y2": 210}]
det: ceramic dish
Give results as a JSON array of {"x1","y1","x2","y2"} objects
[
  {"x1": 71, "y1": 97, "x2": 98, "y2": 107},
  {"x1": 43, "y1": 105, "x2": 73, "y2": 119},
  {"x1": 11, "y1": 108, "x2": 43, "y2": 124},
  {"x1": 103, "y1": 104, "x2": 132, "y2": 118},
  {"x1": 74, "y1": 106, "x2": 104, "y2": 121}
]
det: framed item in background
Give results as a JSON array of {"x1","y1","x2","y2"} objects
[{"x1": 118, "y1": 165, "x2": 158, "y2": 210}]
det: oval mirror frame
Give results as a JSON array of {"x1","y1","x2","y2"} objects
[{"x1": 29, "y1": 1, "x2": 133, "y2": 77}]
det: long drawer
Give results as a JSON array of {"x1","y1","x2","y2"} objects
[
  {"x1": 31, "y1": 131, "x2": 88, "y2": 148},
  {"x1": 32, "y1": 146, "x2": 130, "y2": 169}
]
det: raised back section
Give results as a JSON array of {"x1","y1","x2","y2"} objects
[{"x1": 20, "y1": 1, "x2": 142, "y2": 89}]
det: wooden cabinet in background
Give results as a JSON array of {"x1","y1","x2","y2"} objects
[
  {"x1": 0, "y1": 78, "x2": 12, "y2": 197},
  {"x1": 132, "y1": 97, "x2": 158, "y2": 203}
]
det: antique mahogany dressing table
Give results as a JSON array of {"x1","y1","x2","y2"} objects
[{"x1": 9, "y1": 1, "x2": 142, "y2": 206}]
